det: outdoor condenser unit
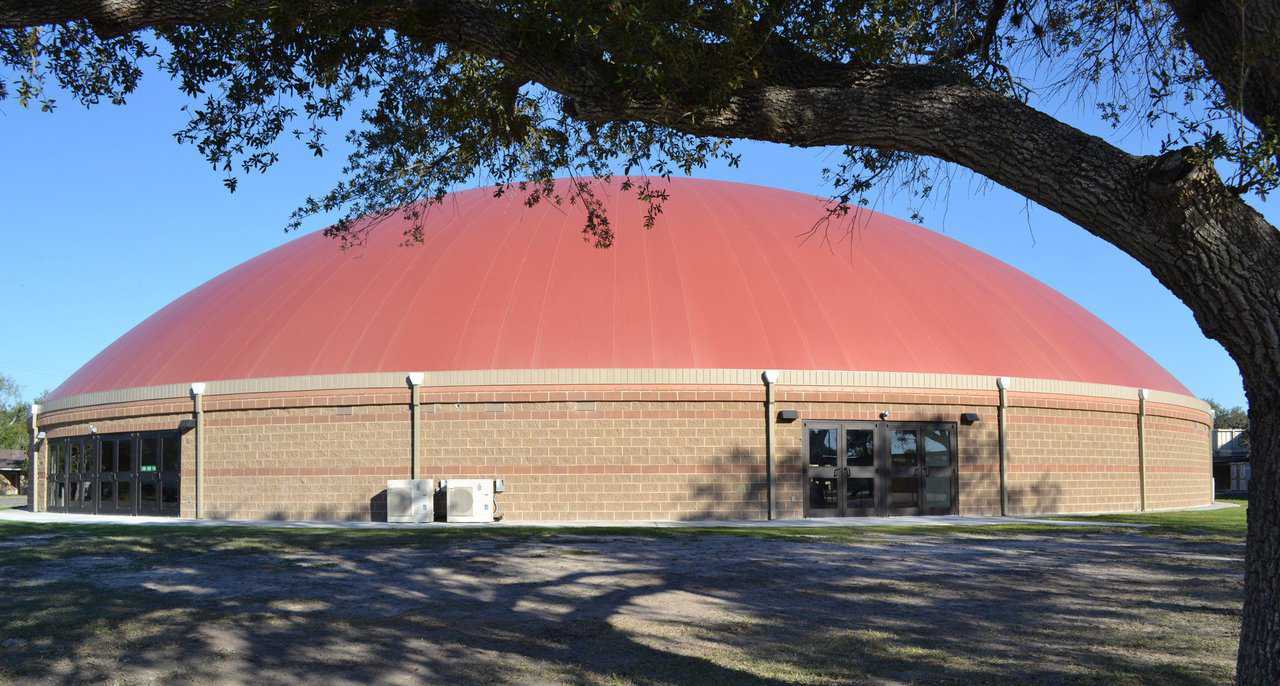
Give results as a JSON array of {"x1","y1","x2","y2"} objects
[
  {"x1": 439, "y1": 478, "x2": 495, "y2": 523},
  {"x1": 386, "y1": 479, "x2": 434, "y2": 523}
]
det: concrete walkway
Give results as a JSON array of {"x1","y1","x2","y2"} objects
[{"x1": 0, "y1": 505, "x2": 1232, "y2": 530}]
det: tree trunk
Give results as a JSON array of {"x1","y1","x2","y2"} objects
[{"x1": 1240, "y1": 387, "x2": 1280, "y2": 683}]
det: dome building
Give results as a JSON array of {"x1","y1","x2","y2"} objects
[{"x1": 30, "y1": 179, "x2": 1211, "y2": 521}]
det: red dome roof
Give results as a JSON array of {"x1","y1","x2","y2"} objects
[{"x1": 52, "y1": 178, "x2": 1190, "y2": 398}]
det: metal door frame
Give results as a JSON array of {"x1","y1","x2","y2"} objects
[{"x1": 804, "y1": 422, "x2": 842, "y2": 517}]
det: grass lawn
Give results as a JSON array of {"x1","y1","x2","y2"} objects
[
  {"x1": 0, "y1": 502, "x2": 1246, "y2": 685},
  {"x1": 1051, "y1": 498, "x2": 1247, "y2": 542}
]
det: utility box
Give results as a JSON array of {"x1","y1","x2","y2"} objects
[
  {"x1": 439, "y1": 478, "x2": 495, "y2": 523},
  {"x1": 387, "y1": 479, "x2": 434, "y2": 523}
]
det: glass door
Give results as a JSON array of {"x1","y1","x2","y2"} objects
[
  {"x1": 883, "y1": 427, "x2": 923, "y2": 515},
  {"x1": 843, "y1": 426, "x2": 878, "y2": 515},
  {"x1": 806, "y1": 425, "x2": 841, "y2": 517},
  {"x1": 159, "y1": 434, "x2": 181, "y2": 516},
  {"x1": 921, "y1": 426, "x2": 957, "y2": 515},
  {"x1": 137, "y1": 435, "x2": 161, "y2": 516},
  {"x1": 47, "y1": 440, "x2": 65, "y2": 511},
  {"x1": 97, "y1": 438, "x2": 119, "y2": 514},
  {"x1": 81, "y1": 439, "x2": 99, "y2": 513},
  {"x1": 66, "y1": 440, "x2": 88, "y2": 513},
  {"x1": 115, "y1": 437, "x2": 136, "y2": 515}
]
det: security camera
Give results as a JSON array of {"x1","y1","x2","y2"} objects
[
  {"x1": 88, "y1": 425, "x2": 98, "y2": 434},
  {"x1": 35, "y1": 431, "x2": 47, "y2": 442},
  {"x1": 879, "y1": 410, "x2": 891, "y2": 420}
]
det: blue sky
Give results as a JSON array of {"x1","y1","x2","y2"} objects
[{"x1": 0, "y1": 69, "x2": 1267, "y2": 408}]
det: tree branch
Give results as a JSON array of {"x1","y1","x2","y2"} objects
[{"x1": 566, "y1": 65, "x2": 1280, "y2": 391}]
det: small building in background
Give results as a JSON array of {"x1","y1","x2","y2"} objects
[
  {"x1": 0, "y1": 449, "x2": 25, "y2": 495},
  {"x1": 1213, "y1": 428, "x2": 1249, "y2": 494}
]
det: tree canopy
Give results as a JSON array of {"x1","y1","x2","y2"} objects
[
  {"x1": 1207, "y1": 398, "x2": 1251, "y2": 430},
  {"x1": 1, "y1": 2, "x2": 1275, "y2": 246},
  {"x1": 0, "y1": 373, "x2": 30, "y2": 451}
]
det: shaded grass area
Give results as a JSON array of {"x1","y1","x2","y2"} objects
[
  {"x1": 0, "y1": 519, "x2": 1129, "y2": 567},
  {"x1": 0, "y1": 506, "x2": 1246, "y2": 685},
  {"x1": 1053, "y1": 499, "x2": 1247, "y2": 543},
  {"x1": 0, "y1": 498, "x2": 1245, "y2": 568}
]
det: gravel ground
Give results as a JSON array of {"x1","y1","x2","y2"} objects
[{"x1": 1, "y1": 530, "x2": 1243, "y2": 685}]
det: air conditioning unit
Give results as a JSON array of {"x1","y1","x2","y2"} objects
[
  {"x1": 386, "y1": 479, "x2": 434, "y2": 523},
  {"x1": 440, "y1": 478, "x2": 495, "y2": 523}
]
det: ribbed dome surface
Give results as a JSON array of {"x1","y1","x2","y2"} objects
[{"x1": 51, "y1": 178, "x2": 1190, "y2": 398}]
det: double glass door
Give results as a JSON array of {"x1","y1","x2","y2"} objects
[{"x1": 806, "y1": 421, "x2": 957, "y2": 517}]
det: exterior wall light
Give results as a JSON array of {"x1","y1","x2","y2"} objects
[
  {"x1": 777, "y1": 409, "x2": 799, "y2": 423},
  {"x1": 961, "y1": 412, "x2": 981, "y2": 425}
]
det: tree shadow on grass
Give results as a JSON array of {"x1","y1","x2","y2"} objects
[{"x1": 0, "y1": 526, "x2": 1243, "y2": 685}]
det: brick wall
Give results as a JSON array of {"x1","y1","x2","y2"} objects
[
  {"x1": 1145, "y1": 403, "x2": 1213, "y2": 510},
  {"x1": 422, "y1": 387, "x2": 766, "y2": 521},
  {"x1": 1003, "y1": 402, "x2": 1141, "y2": 515},
  {"x1": 201, "y1": 403, "x2": 411, "y2": 520},
  {"x1": 33, "y1": 383, "x2": 1211, "y2": 522}
]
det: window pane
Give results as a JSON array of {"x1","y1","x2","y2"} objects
[
  {"x1": 117, "y1": 481, "x2": 132, "y2": 507},
  {"x1": 846, "y1": 477, "x2": 875, "y2": 509},
  {"x1": 890, "y1": 430, "x2": 918, "y2": 469},
  {"x1": 117, "y1": 440, "x2": 133, "y2": 472},
  {"x1": 845, "y1": 429, "x2": 874, "y2": 467},
  {"x1": 100, "y1": 441, "x2": 116, "y2": 473},
  {"x1": 808, "y1": 477, "x2": 837, "y2": 511},
  {"x1": 140, "y1": 481, "x2": 158, "y2": 504},
  {"x1": 100, "y1": 480, "x2": 115, "y2": 504},
  {"x1": 82, "y1": 441, "x2": 97, "y2": 475},
  {"x1": 162, "y1": 437, "x2": 180, "y2": 472},
  {"x1": 69, "y1": 442, "x2": 81, "y2": 473},
  {"x1": 140, "y1": 437, "x2": 159, "y2": 473},
  {"x1": 161, "y1": 481, "x2": 179, "y2": 510},
  {"x1": 924, "y1": 428, "x2": 951, "y2": 468},
  {"x1": 808, "y1": 429, "x2": 838, "y2": 467},
  {"x1": 925, "y1": 476, "x2": 951, "y2": 509},
  {"x1": 49, "y1": 442, "x2": 62, "y2": 475},
  {"x1": 890, "y1": 477, "x2": 919, "y2": 507}
]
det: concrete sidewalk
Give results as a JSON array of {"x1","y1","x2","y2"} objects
[{"x1": 0, "y1": 505, "x2": 1229, "y2": 530}]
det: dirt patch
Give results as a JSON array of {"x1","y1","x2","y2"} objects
[{"x1": 0, "y1": 531, "x2": 1243, "y2": 684}]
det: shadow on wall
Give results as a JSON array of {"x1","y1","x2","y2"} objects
[
  {"x1": 680, "y1": 446, "x2": 769, "y2": 521},
  {"x1": 1005, "y1": 473, "x2": 1065, "y2": 516},
  {"x1": 370, "y1": 489, "x2": 388, "y2": 523},
  {"x1": 207, "y1": 505, "x2": 371, "y2": 522},
  {"x1": 0, "y1": 522, "x2": 1241, "y2": 684}
]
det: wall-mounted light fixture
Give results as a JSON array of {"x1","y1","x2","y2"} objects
[
  {"x1": 35, "y1": 431, "x2": 47, "y2": 443},
  {"x1": 88, "y1": 425, "x2": 98, "y2": 434},
  {"x1": 776, "y1": 409, "x2": 798, "y2": 423},
  {"x1": 961, "y1": 412, "x2": 981, "y2": 425},
  {"x1": 879, "y1": 410, "x2": 891, "y2": 420}
]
